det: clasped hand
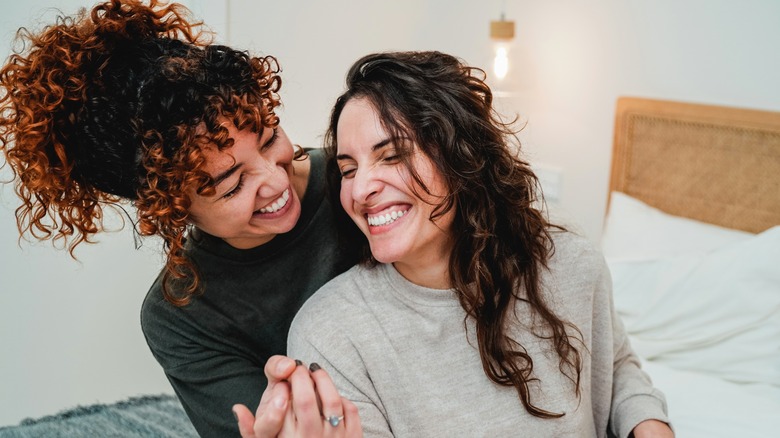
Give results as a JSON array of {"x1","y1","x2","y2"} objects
[{"x1": 233, "y1": 356, "x2": 362, "y2": 438}]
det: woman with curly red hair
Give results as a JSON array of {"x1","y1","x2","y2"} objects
[{"x1": 0, "y1": 0, "x2": 357, "y2": 436}]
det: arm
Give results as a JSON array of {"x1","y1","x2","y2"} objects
[
  {"x1": 287, "y1": 322, "x2": 392, "y2": 438},
  {"x1": 160, "y1": 350, "x2": 268, "y2": 437},
  {"x1": 598, "y1": 260, "x2": 673, "y2": 438},
  {"x1": 141, "y1": 298, "x2": 268, "y2": 437}
]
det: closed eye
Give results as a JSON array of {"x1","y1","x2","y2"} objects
[
  {"x1": 339, "y1": 165, "x2": 357, "y2": 179},
  {"x1": 381, "y1": 153, "x2": 400, "y2": 163},
  {"x1": 222, "y1": 174, "x2": 245, "y2": 199},
  {"x1": 261, "y1": 128, "x2": 279, "y2": 150}
]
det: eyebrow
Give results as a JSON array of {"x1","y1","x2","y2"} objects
[
  {"x1": 211, "y1": 164, "x2": 240, "y2": 188},
  {"x1": 209, "y1": 128, "x2": 275, "y2": 188},
  {"x1": 336, "y1": 138, "x2": 393, "y2": 161}
]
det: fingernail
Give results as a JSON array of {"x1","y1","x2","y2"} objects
[
  {"x1": 232, "y1": 407, "x2": 238, "y2": 422},
  {"x1": 309, "y1": 362, "x2": 321, "y2": 372},
  {"x1": 294, "y1": 359, "x2": 303, "y2": 366}
]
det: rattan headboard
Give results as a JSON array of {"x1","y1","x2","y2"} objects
[{"x1": 608, "y1": 97, "x2": 780, "y2": 233}]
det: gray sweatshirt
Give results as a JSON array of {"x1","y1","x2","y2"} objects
[{"x1": 288, "y1": 231, "x2": 669, "y2": 438}]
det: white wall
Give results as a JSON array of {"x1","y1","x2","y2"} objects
[
  {"x1": 230, "y1": 0, "x2": 780, "y2": 240},
  {"x1": 1, "y1": 0, "x2": 778, "y2": 427},
  {"x1": 0, "y1": 0, "x2": 223, "y2": 427}
]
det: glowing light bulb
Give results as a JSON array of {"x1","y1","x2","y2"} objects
[
  {"x1": 493, "y1": 46, "x2": 509, "y2": 80},
  {"x1": 490, "y1": 16, "x2": 514, "y2": 82}
]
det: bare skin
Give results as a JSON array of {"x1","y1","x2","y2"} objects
[{"x1": 233, "y1": 356, "x2": 362, "y2": 438}]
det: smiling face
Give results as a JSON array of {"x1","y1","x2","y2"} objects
[
  {"x1": 187, "y1": 123, "x2": 303, "y2": 249},
  {"x1": 336, "y1": 98, "x2": 455, "y2": 287}
]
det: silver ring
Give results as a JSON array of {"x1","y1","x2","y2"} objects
[{"x1": 325, "y1": 415, "x2": 344, "y2": 427}]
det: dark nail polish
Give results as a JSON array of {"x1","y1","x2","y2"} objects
[
  {"x1": 295, "y1": 359, "x2": 303, "y2": 366},
  {"x1": 309, "y1": 362, "x2": 321, "y2": 372}
]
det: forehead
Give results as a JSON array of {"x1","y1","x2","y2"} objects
[
  {"x1": 336, "y1": 98, "x2": 388, "y2": 151},
  {"x1": 196, "y1": 122, "x2": 260, "y2": 175},
  {"x1": 197, "y1": 127, "x2": 233, "y2": 162},
  {"x1": 197, "y1": 143, "x2": 234, "y2": 174}
]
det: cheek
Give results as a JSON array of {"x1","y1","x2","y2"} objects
[
  {"x1": 188, "y1": 203, "x2": 221, "y2": 228},
  {"x1": 186, "y1": 197, "x2": 207, "y2": 224},
  {"x1": 339, "y1": 181, "x2": 353, "y2": 214},
  {"x1": 275, "y1": 136, "x2": 296, "y2": 162},
  {"x1": 280, "y1": 144, "x2": 295, "y2": 163}
]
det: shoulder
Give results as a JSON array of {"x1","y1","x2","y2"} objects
[
  {"x1": 543, "y1": 229, "x2": 611, "y2": 300},
  {"x1": 294, "y1": 265, "x2": 370, "y2": 315},
  {"x1": 303, "y1": 147, "x2": 327, "y2": 185},
  {"x1": 140, "y1": 273, "x2": 168, "y2": 330},
  {"x1": 289, "y1": 265, "x2": 382, "y2": 334},
  {"x1": 139, "y1": 270, "x2": 205, "y2": 354},
  {"x1": 139, "y1": 273, "x2": 183, "y2": 360},
  {"x1": 548, "y1": 229, "x2": 607, "y2": 272}
]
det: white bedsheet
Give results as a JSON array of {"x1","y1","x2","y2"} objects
[
  {"x1": 641, "y1": 358, "x2": 780, "y2": 438},
  {"x1": 603, "y1": 192, "x2": 780, "y2": 437}
]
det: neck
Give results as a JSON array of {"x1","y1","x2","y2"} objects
[{"x1": 392, "y1": 254, "x2": 451, "y2": 290}]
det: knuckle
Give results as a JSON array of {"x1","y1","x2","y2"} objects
[{"x1": 294, "y1": 396, "x2": 317, "y2": 412}]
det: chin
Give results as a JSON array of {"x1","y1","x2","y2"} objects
[{"x1": 368, "y1": 246, "x2": 405, "y2": 265}]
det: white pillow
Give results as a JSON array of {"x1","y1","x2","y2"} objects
[
  {"x1": 601, "y1": 191, "x2": 753, "y2": 261},
  {"x1": 610, "y1": 226, "x2": 780, "y2": 386}
]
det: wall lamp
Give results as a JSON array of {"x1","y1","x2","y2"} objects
[{"x1": 490, "y1": 13, "x2": 515, "y2": 80}]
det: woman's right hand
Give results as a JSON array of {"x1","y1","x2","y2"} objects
[{"x1": 234, "y1": 355, "x2": 362, "y2": 437}]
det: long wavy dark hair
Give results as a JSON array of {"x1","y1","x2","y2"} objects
[
  {"x1": 0, "y1": 0, "x2": 285, "y2": 305},
  {"x1": 325, "y1": 51, "x2": 583, "y2": 418}
]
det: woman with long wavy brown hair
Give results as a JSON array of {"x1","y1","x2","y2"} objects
[
  {"x1": 0, "y1": 1, "x2": 359, "y2": 436},
  {"x1": 280, "y1": 51, "x2": 674, "y2": 437}
]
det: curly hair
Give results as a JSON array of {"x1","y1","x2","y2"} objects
[
  {"x1": 0, "y1": 0, "x2": 282, "y2": 305},
  {"x1": 325, "y1": 51, "x2": 584, "y2": 418}
]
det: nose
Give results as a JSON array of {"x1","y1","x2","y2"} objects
[
  {"x1": 253, "y1": 156, "x2": 288, "y2": 199},
  {"x1": 350, "y1": 165, "x2": 382, "y2": 203}
]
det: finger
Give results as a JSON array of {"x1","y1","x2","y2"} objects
[
  {"x1": 233, "y1": 404, "x2": 257, "y2": 438},
  {"x1": 264, "y1": 355, "x2": 297, "y2": 384},
  {"x1": 288, "y1": 362, "x2": 322, "y2": 435},
  {"x1": 309, "y1": 363, "x2": 343, "y2": 426},
  {"x1": 278, "y1": 393, "x2": 298, "y2": 438},
  {"x1": 342, "y1": 398, "x2": 362, "y2": 437},
  {"x1": 253, "y1": 382, "x2": 291, "y2": 437},
  {"x1": 257, "y1": 356, "x2": 297, "y2": 416}
]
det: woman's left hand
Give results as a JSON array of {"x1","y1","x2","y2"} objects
[
  {"x1": 631, "y1": 419, "x2": 674, "y2": 438},
  {"x1": 234, "y1": 359, "x2": 362, "y2": 437}
]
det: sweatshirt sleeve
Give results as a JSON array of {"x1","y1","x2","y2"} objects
[
  {"x1": 288, "y1": 300, "x2": 394, "y2": 438},
  {"x1": 141, "y1": 296, "x2": 265, "y2": 438}
]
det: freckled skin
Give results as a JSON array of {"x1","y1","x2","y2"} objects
[{"x1": 188, "y1": 124, "x2": 308, "y2": 249}]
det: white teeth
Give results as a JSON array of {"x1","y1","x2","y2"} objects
[
  {"x1": 259, "y1": 189, "x2": 290, "y2": 213},
  {"x1": 367, "y1": 209, "x2": 406, "y2": 226}
]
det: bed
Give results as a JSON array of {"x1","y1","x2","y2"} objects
[{"x1": 601, "y1": 97, "x2": 780, "y2": 437}]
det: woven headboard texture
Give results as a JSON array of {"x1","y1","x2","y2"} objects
[{"x1": 609, "y1": 97, "x2": 780, "y2": 233}]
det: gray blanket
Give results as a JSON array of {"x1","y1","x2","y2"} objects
[{"x1": 0, "y1": 394, "x2": 197, "y2": 438}]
